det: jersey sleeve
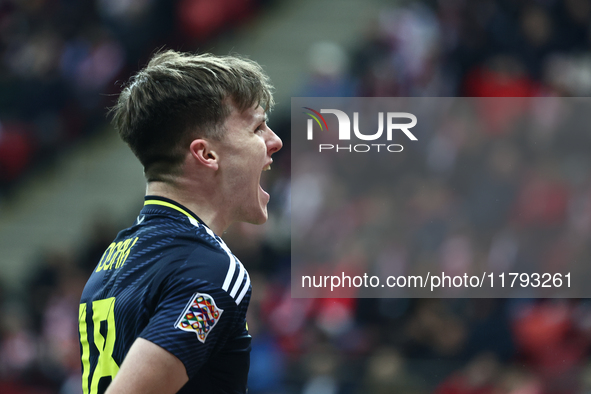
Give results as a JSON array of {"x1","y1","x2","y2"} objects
[{"x1": 138, "y1": 250, "x2": 237, "y2": 379}]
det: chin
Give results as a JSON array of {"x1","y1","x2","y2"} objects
[
  {"x1": 241, "y1": 205, "x2": 268, "y2": 225},
  {"x1": 251, "y1": 209, "x2": 268, "y2": 225},
  {"x1": 250, "y1": 217, "x2": 267, "y2": 225}
]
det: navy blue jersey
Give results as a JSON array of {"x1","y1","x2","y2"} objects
[{"x1": 79, "y1": 196, "x2": 252, "y2": 394}]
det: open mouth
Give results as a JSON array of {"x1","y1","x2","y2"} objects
[
  {"x1": 259, "y1": 184, "x2": 269, "y2": 198},
  {"x1": 260, "y1": 162, "x2": 272, "y2": 199}
]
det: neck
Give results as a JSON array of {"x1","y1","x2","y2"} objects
[{"x1": 146, "y1": 181, "x2": 231, "y2": 236}]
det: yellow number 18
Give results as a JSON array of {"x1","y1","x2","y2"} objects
[{"x1": 79, "y1": 297, "x2": 119, "y2": 394}]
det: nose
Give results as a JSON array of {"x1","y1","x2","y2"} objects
[{"x1": 266, "y1": 128, "x2": 282, "y2": 155}]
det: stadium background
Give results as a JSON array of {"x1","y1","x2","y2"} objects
[{"x1": 1, "y1": 0, "x2": 591, "y2": 393}]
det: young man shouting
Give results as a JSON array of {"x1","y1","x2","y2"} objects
[{"x1": 78, "y1": 50, "x2": 282, "y2": 394}]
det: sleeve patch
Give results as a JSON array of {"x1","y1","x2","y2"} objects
[{"x1": 174, "y1": 293, "x2": 223, "y2": 343}]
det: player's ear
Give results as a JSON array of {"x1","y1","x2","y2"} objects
[{"x1": 189, "y1": 139, "x2": 219, "y2": 170}]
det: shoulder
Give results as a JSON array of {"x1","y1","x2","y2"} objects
[{"x1": 158, "y1": 224, "x2": 250, "y2": 306}]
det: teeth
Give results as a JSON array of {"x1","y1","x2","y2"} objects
[{"x1": 263, "y1": 164, "x2": 271, "y2": 171}]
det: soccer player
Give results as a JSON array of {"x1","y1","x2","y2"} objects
[{"x1": 78, "y1": 50, "x2": 282, "y2": 394}]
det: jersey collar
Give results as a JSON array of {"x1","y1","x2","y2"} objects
[{"x1": 142, "y1": 196, "x2": 208, "y2": 227}]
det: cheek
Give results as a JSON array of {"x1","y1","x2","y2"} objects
[{"x1": 248, "y1": 142, "x2": 267, "y2": 164}]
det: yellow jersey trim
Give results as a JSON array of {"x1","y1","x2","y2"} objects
[{"x1": 144, "y1": 200, "x2": 200, "y2": 223}]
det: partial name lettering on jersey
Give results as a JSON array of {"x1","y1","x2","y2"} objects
[
  {"x1": 96, "y1": 237, "x2": 139, "y2": 272},
  {"x1": 175, "y1": 293, "x2": 223, "y2": 343}
]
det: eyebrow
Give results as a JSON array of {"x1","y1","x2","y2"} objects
[{"x1": 253, "y1": 113, "x2": 268, "y2": 125}]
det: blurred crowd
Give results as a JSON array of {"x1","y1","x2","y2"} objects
[
  {"x1": 288, "y1": 0, "x2": 591, "y2": 393},
  {"x1": 2, "y1": 0, "x2": 591, "y2": 393},
  {"x1": 0, "y1": 0, "x2": 263, "y2": 193},
  {"x1": 291, "y1": 94, "x2": 591, "y2": 392}
]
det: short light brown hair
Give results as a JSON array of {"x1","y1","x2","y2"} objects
[{"x1": 111, "y1": 49, "x2": 274, "y2": 182}]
